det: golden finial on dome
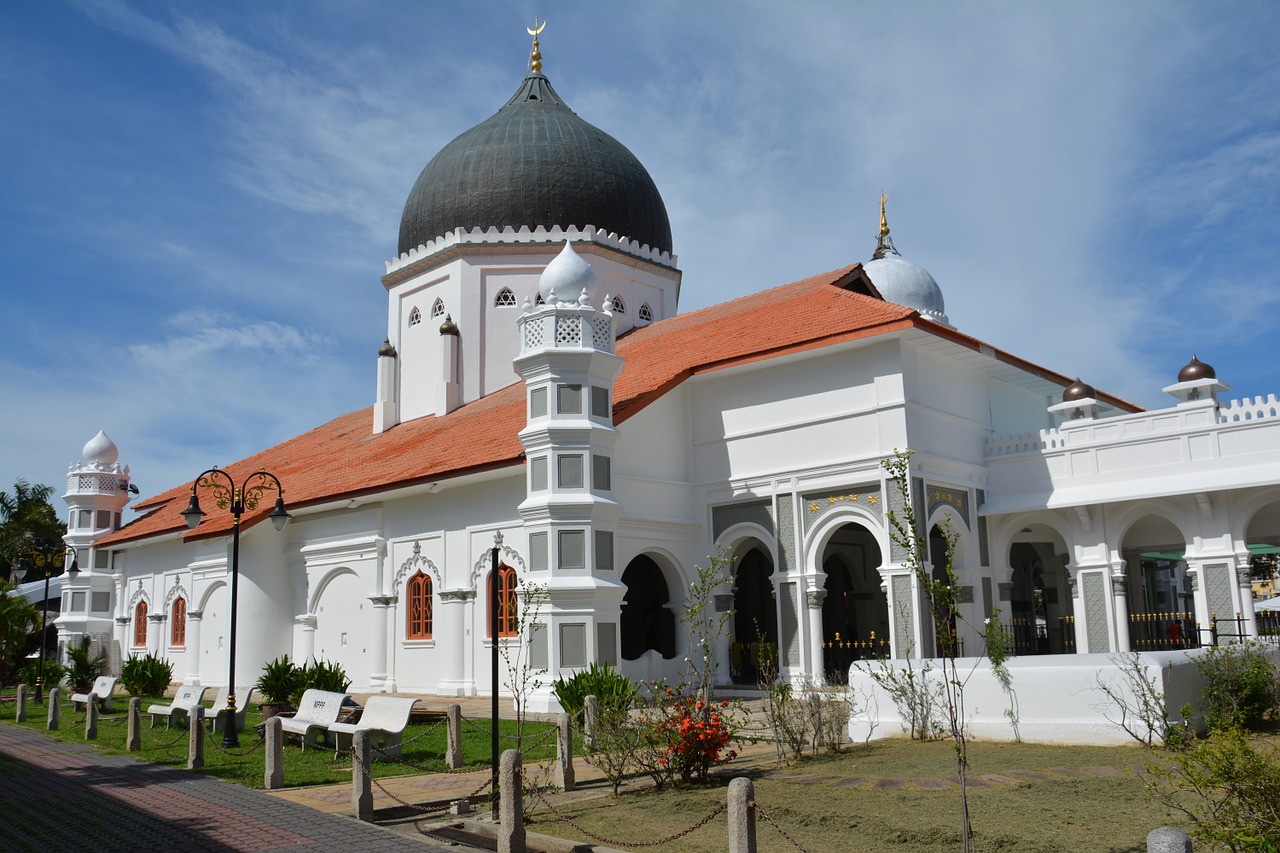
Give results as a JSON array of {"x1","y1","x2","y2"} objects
[
  {"x1": 879, "y1": 192, "x2": 890, "y2": 237},
  {"x1": 527, "y1": 17, "x2": 546, "y2": 73}
]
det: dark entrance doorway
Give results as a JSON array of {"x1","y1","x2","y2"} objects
[
  {"x1": 820, "y1": 524, "x2": 887, "y2": 681},
  {"x1": 731, "y1": 546, "x2": 776, "y2": 684},
  {"x1": 621, "y1": 555, "x2": 676, "y2": 661}
]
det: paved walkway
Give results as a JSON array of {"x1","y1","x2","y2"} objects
[{"x1": 0, "y1": 723, "x2": 456, "y2": 852}]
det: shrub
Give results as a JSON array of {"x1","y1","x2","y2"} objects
[
  {"x1": 16, "y1": 658, "x2": 65, "y2": 692},
  {"x1": 293, "y1": 657, "x2": 351, "y2": 705},
  {"x1": 65, "y1": 636, "x2": 106, "y2": 692},
  {"x1": 120, "y1": 653, "x2": 174, "y2": 697},
  {"x1": 255, "y1": 655, "x2": 303, "y2": 706},
  {"x1": 637, "y1": 684, "x2": 741, "y2": 785},
  {"x1": 551, "y1": 662, "x2": 638, "y2": 721},
  {"x1": 1147, "y1": 729, "x2": 1280, "y2": 852},
  {"x1": 1194, "y1": 641, "x2": 1280, "y2": 731}
]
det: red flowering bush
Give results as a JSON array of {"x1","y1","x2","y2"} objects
[{"x1": 639, "y1": 685, "x2": 741, "y2": 784}]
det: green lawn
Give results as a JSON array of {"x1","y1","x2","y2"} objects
[{"x1": 1, "y1": 696, "x2": 560, "y2": 788}]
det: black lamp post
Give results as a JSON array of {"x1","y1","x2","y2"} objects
[
  {"x1": 182, "y1": 468, "x2": 290, "y2": 748},
  {"x1": 15, "y1": 543, "x2": 76, "y2": 705}
]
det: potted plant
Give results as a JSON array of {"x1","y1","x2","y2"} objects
[{"x1": 255, "y1": 655, "x2": 301, "y2": 719}]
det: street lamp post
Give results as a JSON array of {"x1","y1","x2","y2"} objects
[
  {"x1": 15, "y1": 543, "x2": 76, "y2": 705},
  {"x1": 182, "y1": 468, "x2": 290, "y2": 748}
]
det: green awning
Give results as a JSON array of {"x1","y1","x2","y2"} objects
[{"x1": 1140, "y1": 544, "x2": 1279, "y2": 561}]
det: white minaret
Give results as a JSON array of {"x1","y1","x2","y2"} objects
[
  {"x1": 60, "y1": 430, "x2": 133, "y2": 672},
  {"x1": 514, "y1": 242, "x2": 626, "y2": 709}
]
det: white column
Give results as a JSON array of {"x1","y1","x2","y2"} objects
[
  {"x1": 383, "y1": 596, "x2": 399, "y2": 693},
  {"x1": 147, "y1": 614, "x2": 165, "y2": 657},
  {"x1": 805, "y1": 589, "x2": 826, "y2": 685},
  {"x1": 295, "y1": 614, "x2": 317, "y2": 662},
  {"x1": 114, "y1": 616, "x2": 130, "y2": 664},
  {"x1": 1236, "y1": 560, "x2": 1259, "y2": 640},
  {"x1": 185, "y1": 610, "x2": 204, "y2": 685},
  {"x1": 1110, "y1": 570, "x2": 1131, "y2": 653},
  {"x1": 368, "y1": 596, "x2": 393, "y2": 692},
  {"x1": 436, "y1": 590, "x2": 473, "y2": 696}
]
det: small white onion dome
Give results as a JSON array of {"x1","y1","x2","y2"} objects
[
  {"x1": 539, "y1": 241, "x2": 597, "y2": 305},
  {"x1": 82, "y1": 430, "x2": 119, "y2": 468},
  {"x1": 863, "y1": 197, "x2": 950, "y2": 326}
]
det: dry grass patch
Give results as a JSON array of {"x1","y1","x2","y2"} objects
[{"x1": 526, "y1": 739, "x2": 1187, "y2": 853}]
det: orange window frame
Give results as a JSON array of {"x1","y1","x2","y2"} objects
[
  {"x1": 407, "y1": 571, "x2": 433, "y2": 639},
  {"x1": 171, "y1": 598, "x2": 186, "y2": 646},
  {"x1": 134, "y1": 601, "x2": 148, "y2": 647},
  {"x1": 488, "y1": 565, "x2": 518, "y2": 638}
]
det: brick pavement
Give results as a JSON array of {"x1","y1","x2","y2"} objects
[{"x1": 0, "y1": 723, "x2": 456, "y2": 852}]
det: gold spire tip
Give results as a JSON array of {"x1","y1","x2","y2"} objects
[
  {"x1": 527, "y1": 17, "x2": 546, "y2": 73},
  {"x1": 879, "y1": 192, "x2": 890, "y2": 237}
]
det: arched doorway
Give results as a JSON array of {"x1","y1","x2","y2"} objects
[
  {"x1": 927, "y1": 524, "x2": 958, "y2": 657},
  {"x1": 1007, "y1": 523, "x2": 1071, "y2": 654},
  {"x1": 620, "y1": 555, "x2": 676, "y2": 661},
  {"x1": 1121, "y1": 514, "x2": 1192, "y2": 650},
  {"x1": 731, "y1": 545, "x2": 776, "y2": 685},
  {"x1": 820, "y1": 523, "x2": 887, "y2": 681},
  {"x1": 1245, "y1": 498, "x2": 1280, "y2": 638}
]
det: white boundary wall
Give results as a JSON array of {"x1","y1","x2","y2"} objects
[{"x1": 846, "y1": 650, "x2": 1240, "y2": 745}]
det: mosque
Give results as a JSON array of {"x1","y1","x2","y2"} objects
[{"x1": 53, "y1": 32, "x2": 1279, "y2": 728}]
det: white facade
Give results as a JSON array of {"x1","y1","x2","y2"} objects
[{"x1": 59, "y1": 62, "x2": 1279, "y2": 722}]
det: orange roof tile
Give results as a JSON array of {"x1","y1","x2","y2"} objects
[{"x1": 98, "y1": 263, "x2": 1132, "y2": 548}]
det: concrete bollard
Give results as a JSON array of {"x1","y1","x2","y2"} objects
[
  {"x1": 46, "y1": 688, "x2": 60, "y2": 731},
  {"x1": 583, "y1": 695, "x2": 598, "y2": 753},
  {"x1": 555, "y1": 713, "x2": 574, "y2": 792},
  {"x1": 1148, "y1": 827, "x2": 1193, "y2": 853},
  {"x1": 499, "y1": 749, "x2": 525, "y2": 853},
  {"x1": 728, "y1": 777, "x2": 756, "y2": 853},
  {"x1": 86, "y1": 700, "x2": 98, "y2": 740},
  {"x1": 188, "y1": 706, "x2": 205, "y2": 770},
  {"x1": 264, "y1": 717, "x2": 284, "y2": 789},
  {"x1": 447, "y1": 703, "x2": 464, "y2": 769},
  {"x1": 352, "y1": 730, "x2": 373, "y2": 821},
  {"x1": 127, "y1": 697, "x2": 142, "y2": 751},
  {"x1": 16, "y1": 684, "x2": 27, "y2": 722}
]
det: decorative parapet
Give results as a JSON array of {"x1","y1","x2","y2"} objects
[
  {"x1": 518, "y1": 304, "x2": 614, "y2": 355},
  {"x1": 1217, "y1": 394, "x2": 1280, "y2": 423},
  {"x1": 983, "y1": 396, "x2": 1272, "y2": 459},
  {"x1": 385, "y1": 223, "x2": 679, "y2": 275}
]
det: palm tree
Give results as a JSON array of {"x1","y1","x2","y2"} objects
[{"x1": 0, "y1": 479, "x2": 66, "y2": 583}]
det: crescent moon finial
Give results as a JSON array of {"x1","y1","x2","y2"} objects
[
  {"x1": 879, "y1": 192, "x2": 890, "y2": 237},
  {"x1": 526, "y1": 17, "x2": 546, "y2": 73}
]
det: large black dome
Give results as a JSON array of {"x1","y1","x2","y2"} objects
[{"x1": 398, "y1": 73, "x2": 673, "y2": 257}]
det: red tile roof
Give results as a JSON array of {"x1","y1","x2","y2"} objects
[{"x1": 97, "y1": 263, "x2": 1132, "y2": 547}]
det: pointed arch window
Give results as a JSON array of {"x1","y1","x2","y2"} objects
[
  {"x1": 611, "y1": 295, "x2": 626, "y2": 314},
  {"x1": 488, "y1": 565, "x2": 518, "y2": 638},
  {"x1": 171, "y1": 598, "x2": 186, "y2": 647},
  {"x1": 638, "y1": 303, "x2": 654, "y2": 322},
  {"x1": 495, "y1": 287, "x2": 517, "y2": 307},
  {"x1": 133, "y1": 601, "x2": 148, "y2": 647},
  {"x1": 535, "y1": 293, "x2": 545, "y2": 306},
  {"x1": 409, "y1": 306, "x2": 422, "y2": 326},
  {"x1": 407, "y1": 571, "x2": 433, "y2": 639},
  {"x1": 431, "y1": 298, "x2": 446, "y2": 318}
]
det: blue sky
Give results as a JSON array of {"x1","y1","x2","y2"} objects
[{"x1": 2, "y1": 0, "x2": 1278, "y2": 513}]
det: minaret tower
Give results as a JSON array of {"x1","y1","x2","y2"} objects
[
  {"x1": 60, "y1": 430, "x2": 134, "y2": 669},
  {"x1": 514, "y1": 242, "x2": 626, "y2": 708}
]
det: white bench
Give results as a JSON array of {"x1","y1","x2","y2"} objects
[
  {"x1": 327, "y1": 696, "x2": 419, "y2": 758},
  {"x1": 146, "y1": 684, "x2": 208, "y2": 728},
  {"x1": 277, "y1": 689, "x2": 350, "y2": 750},
  {"x1": 208, "y1": 685, "x2": 256, "y2": 735},
  {"x1": 70, "y1": 676, "x2": 119, "y2": 713}
]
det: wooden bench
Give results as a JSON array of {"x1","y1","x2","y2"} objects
[
  {"x1": 207, "y1": 685, "x2": 257, "y2": 735},
  {"x1": 70, "y1": 676, "x2": 119, "y2": 713},
  {"x1": 277, "y1": 689, "x2": 350, "y2": 750},
  {"x1": 327, "y1": 696, "x2": 419, "y2": 758},
  {"x1": 146, "y1": 684, "x2": 208, "y2": 728}
]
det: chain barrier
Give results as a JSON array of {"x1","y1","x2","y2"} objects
[
  {"x1": 203, "y1": 727, "x2": 267, "y2": 757},
  {"x1": 352, "y1": 746, "x2": 497, "y2": 815},
  {"x1": 396, "y1": 717, "x2": 448, "y2": 746},
  {"x1": 97, "y1": 713, "x2": 130, "y2": 726},
  {"x1": 752, "y1": 801, "x2": 811, "y2": 853},
  {"x1": 527, "y1": 786, "x2": 726, "y2": 849},
  {"x1": 142, "y1": 727, "x2": 191, "y2": 748}
]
